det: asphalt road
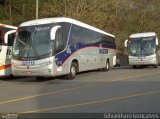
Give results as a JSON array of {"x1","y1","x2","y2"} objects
[{"x1": 0, "y1": 66, "x2": 160, "y2": 116}]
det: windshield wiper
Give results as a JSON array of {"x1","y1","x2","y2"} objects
[{"x1": 17, "y1": 38, "x2": 27, "y2": 46}]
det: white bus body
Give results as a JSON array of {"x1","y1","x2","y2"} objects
[
  {"x1": 124, "y1": 32, "x2": 160, "y2": 68},
  {"x1": 0, "y1": 24, "x2": 17, "y2": 76},
  {"x1": 11, "y1": 17, "x2": 116, "y2": 79}
]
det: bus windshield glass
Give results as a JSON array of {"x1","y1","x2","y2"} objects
[
  {"x1": 129, "y1": 36, "x2": 156, "y2": 56},
  {"x1": 13, "y1": 24, "x2": 54, "y2": 59},
  {"x1": 129, "y1": 38, "x2": 141, "y2": 56}
]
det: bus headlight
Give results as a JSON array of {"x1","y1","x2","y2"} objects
[
  {"x1": 148, "y1": 55, "x2": 156, "y2": 60},
  {"x1": 40, "y1": 61, "x2": 52, "y2": 67}
]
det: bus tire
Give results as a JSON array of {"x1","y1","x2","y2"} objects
[
  {"x1": 133, "y1": 65, "x2": 137, "y2": 69},
  {"x1": 154, "y1": 64, "x2": 158, "y2": 68},
  {"x1": 36, "y1": 76, "x2": 45, "y2": 80},
  {"x1": 67, "y1": 62, "x2": 77, "y2": 80},
  {"x1": 103, "y1": 60, "x2": 109, "y2": 71},
  {"x1": 10, "y1": 74, "x2": 14, "y2": 78}
]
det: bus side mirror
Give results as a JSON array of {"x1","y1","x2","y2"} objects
[
  {"x1": 156, "y1": 38, "x2": 158, "y2": 45},
  {"x1": 4, "y1": 30, "x2": 16, "y2": 44},
  {"x1": 50, "y1": 25, "x2": 61, "y2": 41},
  {"x1": 124, "y1": 39, "x2": 128, "y2": 47}
]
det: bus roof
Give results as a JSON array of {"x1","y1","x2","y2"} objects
[
  {"x1": 129, "y1": 32, "x2": 156, "y2": 38},
  {"x1": 20, "y1": 17, "x2": 115, "y2": 38},
  {"x1": 0, "y1": 23, "x2": 17, "y2": 29}
]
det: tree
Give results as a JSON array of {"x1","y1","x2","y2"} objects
[
  {"x1": 0, "y1": 0, "x2": 160, "y2": 52},
  {"x1": 0, "y1": 0, "x2": 6, "y2": 5}
]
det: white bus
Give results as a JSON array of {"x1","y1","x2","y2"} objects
[
  {"x1": 0, "y1": 24, "x2": 17, "y2": 77},
  {"x1": 124, "y1": 32, "x2": 160, "y2": 68},
  {"x1": 11, "y1": 17, "x2": 116, "y2": 79}
]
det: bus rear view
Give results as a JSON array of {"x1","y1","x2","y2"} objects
[{"x1": 125, "y1": 32, "x2": 160, "y2": 68}]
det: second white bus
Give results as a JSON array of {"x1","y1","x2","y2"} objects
[{"x1": 124, "y1": 32, "x2": 160, "y2": 68}]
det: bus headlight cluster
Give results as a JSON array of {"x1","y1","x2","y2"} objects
[
  {"x1": 40, "y1": 61, "x2": 52, "y2": 67},
  {"x1": 147, "y1": 55, "x2": 156, "y2": 60},
  {"x1": 11, "y1": 60, "x2": 20, "y2": 67}
]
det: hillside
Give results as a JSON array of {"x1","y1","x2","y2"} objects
[{"x1": 0, "y1": 0, "x2": 160, "y2": 52}]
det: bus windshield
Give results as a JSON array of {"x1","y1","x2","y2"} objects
[
  {"x1": 129, "y1": 36, "x2": 156, "y2": 56},
  {"x1": 12, "y1": 25, "x2": 53, "y2": 59},
  {"x1": 129, "y1": 38, "x2": 141, "y2": 56}
]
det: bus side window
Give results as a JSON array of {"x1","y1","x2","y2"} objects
[
  {"x1": 55, "y1": 29, "x2": 65, "y2": 53},
  {"x1": 71, "y1": 31, "x2": 79, "y2": 48},
  {"x1": 0, "y1": 29, "x2": 5, "y2": 45},
  {"x1": 0, "y1": 29, "x2": 2, "y2": 45},
  {"x1": 8, "y1": 33, "x2": 15, "y2": 46},
  {"x1": 1, "y1": 30, "x2": 7, "y2": 45}
]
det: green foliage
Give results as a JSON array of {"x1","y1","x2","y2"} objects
[{"x1": 0, "y1": 0, "x2": 160, "y2": 52}]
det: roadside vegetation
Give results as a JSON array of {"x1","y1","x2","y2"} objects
[{"x1": 0, "y1": 0, "x2": 160, "y2": 52}]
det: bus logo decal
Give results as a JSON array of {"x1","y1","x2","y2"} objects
[
  {"x1": 99, "y1": 48, "x2": 108, "y2": 54},
  {"x1": 22, "y1": 61, "x2": 35, "y2": 66}
]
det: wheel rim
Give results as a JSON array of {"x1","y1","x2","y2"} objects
[
  {"x1": 106, "y1": 62, "x2": 109, "y2": 69},
  {"x1": 71, "y1": 66, "x2": 76, "y2": 76}
]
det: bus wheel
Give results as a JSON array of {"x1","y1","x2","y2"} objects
[
  {"x1": 67, "y1": 62, "x2": 77, "y2": 80},
  {"x1": 36, "y1": 76, "x2": 45, "y2": 80},
  {"x1": 133, "y1": 65, "x2": 137, "y2": 69},
  {"x1": 154, "y1": 64, "x2": 158, "y2": 68},
  {"x1": 10, "y1": 74, "x2": 14, "y2": 78},
  {"x1": 103, "y1": 60, "x2": 109, "y2": 71}
]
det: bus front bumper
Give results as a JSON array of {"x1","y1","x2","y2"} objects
[
  {"x1": 12, "y1": 64, "x2": 54, "y2": 77},
  {"x1": 11, "y1": 58, "x2": 62, "y2": 77},
  {"x1": 129, "y1": 55, "x2": 157, "y2": 66}
]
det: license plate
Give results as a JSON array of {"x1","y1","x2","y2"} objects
[{"x1": 24, "y1": 71, "x2": 32, "y2": 75}]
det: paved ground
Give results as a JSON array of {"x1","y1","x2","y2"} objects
[{"x1": 0, "y1": 66, "x2": 160, "y2": 118}]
